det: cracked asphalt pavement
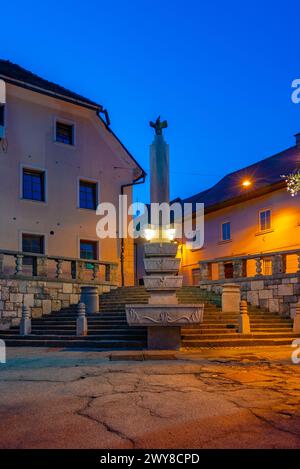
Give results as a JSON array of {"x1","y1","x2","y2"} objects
[{"x1": 0, "y1": 346, "x2": 299, "y2": 449}]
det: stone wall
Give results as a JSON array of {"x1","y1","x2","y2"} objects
[
  {"x1": 200, "y1": 273, "x2": 300, "y2": 318},
  {"x1": 0, "y1": 278, "x2": 112, "y2": 330}
]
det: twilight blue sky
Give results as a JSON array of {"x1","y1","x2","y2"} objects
[{"x1": 2, "y1": 0, "x2": 300, "y2": 203}]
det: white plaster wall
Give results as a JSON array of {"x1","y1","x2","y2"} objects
[{"x1": 0, "y1": 84, "x2": 138, "y2": 283}]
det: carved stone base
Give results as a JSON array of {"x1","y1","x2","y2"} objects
[
  {"x1": 126, "y1": 304, "x2": 204, "y2": 326},
  {"x1": 148, "y1": 326, "x2": 181, "y2": 350}
]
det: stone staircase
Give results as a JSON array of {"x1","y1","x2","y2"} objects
[{"x1": 0, "y1": 286, "x2": 297, "y2": 348}]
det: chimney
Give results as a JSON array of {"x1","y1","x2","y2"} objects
[{"x1": 295, "y1": 133, "x2": 300, "y2": 148}]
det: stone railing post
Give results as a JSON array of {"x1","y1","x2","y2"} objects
[
  {"x1": 199, "y1": 262, "x2": 212, "y2": 281},
  {"x1": 0, "y1": 253, "x2": 4, "y2": 275},
  {"x1": 15, "y1": 254, "x2": 23, "y2": 276},
  {"x1": 80, "y1": 286, "x2": 99, "y2": 314},
  {"x1": 218, "y1": 262, "x2": 225, "y2": 280},
  {"x1": 20, "y1": 305, "x2": 31, "y2": 336},
  {"x1": 77, "y1": 261, "x2": 85, "y2": 281},
  {"x1": 222, "y1": 283, "x2": 241, "y2": 313},
  {"x1": 255, "y1": 257, "x2": 263, "y2": 276},
  {"x1": 76, "y1": 302, "x2": 88, "y2": 336},
  {"x1": 293, "y1": 303, "x2": 300, "y2": 334},
  {"x1": 233, "y1": 259, "x2": 245, "y2": 278},
  {"x1": 92, "y1": 262, "x2": 99, "y2": 281},
  {"x1": 55, "y1": 259, "x2": 63, "y2": 279},
  {"x1": 272, "y1": 254, "x2": 286, "y2": 275},
  {"x1": 238, "y1": 300, "x2": 250, "y2": 334},
  {"x1": 105, "y1": 263, "x2": 118, "y2": 283},
  {"x1": 36, "y1": 256, "x2": 48, "y2": 277},
  {"x1": 105, "y1": 264, "x2": 111, "y2": 282}
]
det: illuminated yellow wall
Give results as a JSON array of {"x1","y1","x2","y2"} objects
[{"x1": 180, "y1": 188, "x2": 300, "y2": 284}]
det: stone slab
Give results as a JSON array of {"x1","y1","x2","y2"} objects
[
  {"x1": 144, "y1": 242, "x2": 178, "y2": 257},
  {"x1": 148, "y1": 326, "x2": 181, "y2": 350},
  {"x1": 126, "y1": 304, "x2": 204, "y2": 326}
]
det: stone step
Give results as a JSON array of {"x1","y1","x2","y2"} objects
[
  {"x1": 27, "y1": 329, "x2": 147, "y2": 336},
  {"x1": 0, "y1": 338, "x2": 146, "y2": 348},
  {"x1": 181, "y1": 337, "x2": 298, "y2": 347},
  {"x1": 182, "y1": 332, "x2": 296, "y2": 340}
]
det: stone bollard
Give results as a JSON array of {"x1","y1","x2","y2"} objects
[
  {"x1": 222, "y1": 283, "x2": 241, "y2": 313},
  {"x1": 293, "y1": 303, "x2": 300, "y2": 334},
  {"x1": 80, "y1": 286, "x2": 99, "y2": 314},
  {"x1": 77, "y1": 302, "x2": 88, "y2": 336},
  {"x1": 20, "y1": 305, "x2": 31, "y2": 336},
  {"x1": 238, "y1": 300, "x2": 251, "y2": 334}
]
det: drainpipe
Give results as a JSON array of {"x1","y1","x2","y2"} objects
[{"x1": 120, "y1": 174, "x2": 146, "y2": 286}]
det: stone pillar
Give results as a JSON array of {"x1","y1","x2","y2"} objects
[
  {"x1": 0, "y1": 253, "x2": 4, "y2": 274},
  {"x1": 150, "y1": 134, "x2": 170, "y2": 204},
  {"x1": 199, "y1": 262, "x2": 212, "y2": 281},
  {"x1": 293, "y1": 303, "x2": 300, "y2": 334},
  {"x1": 77, "y1": 302, "x2": 88, "y2": 336},
  {"x1": 80, "y1": 286, "x2": 99, "y2": 314},
  {"x1": 233, "y1": 259, "x2": 245, "y2": 278},
  {"x1": 238, "y1": 300, "x2": 251, "y2": 334},
  {"x1": 15, "y1": 254, "x2": 23, "y2": 276},
  {"x1": 297, "y1": 252, "x2": 300, "y2": 273},
  {"x1": 222, "y1": 283, "x2": 241, "y2": 313},
  {"x1": 254, "y1": 257, "x2": 263, "y2": 276},
  {"x1": 272, "y1": 254, "x2": 286, "y2": 275},
  {"x1": 218, "y1": 262, "x2": 225, "y2": 280},
  {"x1": 36, "y1": 257, "x2": 48, "y2": 277},
  {"x1": 92, "y1": 263, "x2": 99, "y2": 281},
  {"x1": 55, "y1": 259, "x2": 63, "y2": 279},
  {"x1": 20, "y1": 305, "x2": 31, "y2": 336}
]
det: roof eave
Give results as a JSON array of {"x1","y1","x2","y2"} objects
[
  {"x1": 202, "y1": 181, "x2": 286, "y2": 215},
  {"x1": 0, "y1": 74, "x2": 102, "y2": 112}
]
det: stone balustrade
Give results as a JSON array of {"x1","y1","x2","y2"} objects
[
  {"x1": 0, "y1": 249, "x2": 118, "y2": 285},
  {"x1": 199, "y1": 248, "x2": 300, "y2": 281},
  {"x1": 198, "y1": 248, "x2": 300, "y2": 318},
  {"x1": 0, "y1": 249, "x2": 119, "y2": 330}
]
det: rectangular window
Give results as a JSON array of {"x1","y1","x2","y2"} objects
[
  {"x1": 22, "y1": 234, "x2": 44, "y2": 254},
  {"x1": 80, "y1": 240, "x2": 97, "y2": 260},
  {"x1": 23, "y1": 169, "x2": 45, "y2": 201},
  {"x1": 56, "y1": 121, "x2": 74, "y2": 145},
  {"x1": 259, "y1": 209, "x2": 271, "y2": 231},
  {"x1": 79, "y1": 180, "x2": 97, "y2": 210},
  {"x1": 22, "y1": 233, "x2": 44, "y2": 269},
  {"x1": 221, "y1": 221, "x2": 231, "y2": 241}
]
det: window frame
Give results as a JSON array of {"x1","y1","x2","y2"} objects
[
  {"x1": 79, "y1": 239, "x2": 98, "y2": 261},
  {"x1": 78, "y1": 178, "x2": 98, "y2": 211},
  {"x1": 22, "y1": 233, "x2": 45, "y2": 255},
  {"x1": 53, "y1": 116, "x2": 76, "y2": 147},
  {"x1": 220, "y1": 221, "x2": 231, "y2": 242},
  {"x1": 20, "y1": 165, "x2": 47, "y2": 203},
  {"x1": 77, "y1": 177, "x2": 99, "y2": 211},
  {"x1": 21, "y1": 232, "x2": 45, "y2": 269},
  {"x1": 259, "y1": 208, "x2": 272, "y2": 232}
]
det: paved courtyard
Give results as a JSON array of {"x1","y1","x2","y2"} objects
[{"x1": 0, "y1": 346, "x2": 300, "y2": 449}]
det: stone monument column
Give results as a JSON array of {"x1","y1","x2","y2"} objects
[
  {"x1": 126, "y1": 117, "x2": 204, "y2": 350},
  {"x1": 150, "y1": 133, "x2": 170, "y2": 205}
]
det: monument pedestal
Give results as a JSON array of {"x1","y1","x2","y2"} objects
[
  {"x1": 148, "y1": 326, "x2": 181, "y2": 350},
  {"x1": 126, "y1": 242, "x2": 204, "y2": 350}
]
